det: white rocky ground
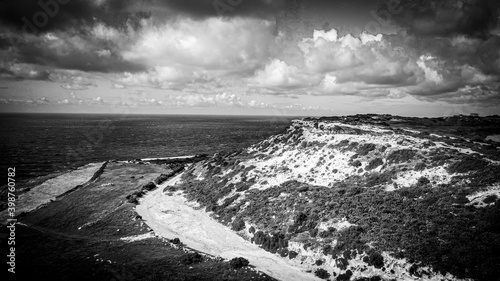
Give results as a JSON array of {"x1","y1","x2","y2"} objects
[
  {"x1": 466, "y1": 184, "x2": 500, "y2": 208},
  {"x1": 136, "y1": 174, "x2": 322, "y2": 281},
  {"x1": 213, "y1": 120, "x2": 490, "y2": 191}
]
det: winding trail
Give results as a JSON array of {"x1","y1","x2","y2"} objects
[{"x1": 136, "y1": 174, "x2": 319, "y2": 281}]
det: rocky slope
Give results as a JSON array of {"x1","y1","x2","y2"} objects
[{"x1": 174, "y1": 114, "x2": 500, "y2": 281}]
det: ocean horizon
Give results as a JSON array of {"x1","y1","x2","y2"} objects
[{"x1": 0, "y1": 113, "x2": 298, "y2": 182}]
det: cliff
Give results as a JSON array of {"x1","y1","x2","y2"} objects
[{"x1": 174, "y1": 115, "x2": 500, "y2": 281}]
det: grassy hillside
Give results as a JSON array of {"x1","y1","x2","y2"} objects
[{"x1": 2, "y1": 160, "x2": 274, "y2": 281}]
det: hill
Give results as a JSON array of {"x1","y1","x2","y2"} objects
[{"x1": 173, "y1": 114, "x2": 500, "y2": 281}]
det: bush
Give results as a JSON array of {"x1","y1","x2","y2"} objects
[
  {"x1": 365, "y1": 251, "x2": 384, "y2": 269},
  {"x1": 337, "y1": 270, "x2": 353, "y2": 281},
  {"x1": 229, "y1": 257, "x2": 249, "y2": 269},
  {"x1": 142, "y1": 181, "x2": 157, "y2": 191},
  {"x1": 416, "y1": 177, "x2": 430, "y2": 186},
  {"x1": 288, "y1": 251, "x2": 298, "y2": 259},
  {"x1": 357, "y1": 143, "x2": 376, "y2": 156},
  {"x1": 231, "y1": 218, "x2": 245, "y2": 231},
  {"x1": 180, "y1": 253, "x2": 203, "y2": 265},
  {"x1": 126, "y1": 194, "x2": 139, "y2": 204},
  {"x1": 350, "y1": 160, "x2": 362, "y2": 167},
  {"x1": 447, "y1": 156, "x2": 489, "y2": 173},
  {"x1": 366, "y1": 158, "x2": 383, "y2": 170},
  {"x1": 336, "y1": 258, "x2": 349, "y2": 270},
  {"x1": 483, "y1": 195, "x2": 498, "y2": 204},
  {"x1": 387, "y1": 149, "x2": 416, "y2": 164},
  {"x1": 315, "y1": 268, "x2": 330, "y2": 279},
  {"x1": 154, "y1": 174, "x2": 171, "y2": 185},
  {"x1": 414, "y1": 162, "x2": 427, "y2": 171}
]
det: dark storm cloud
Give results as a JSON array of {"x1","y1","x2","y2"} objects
[
  {"x1": 16, "y1": 41, "x2": 146, "y2": 73},
  {"x1": 387, "y1": 0, "x2": 500, "y2": 38},
  {"x1": 0, "y1": 0, "x2": 141, "y2": 33},
  {"x1": 153, "y1": 0, "x2": 286, "y2": 18}
]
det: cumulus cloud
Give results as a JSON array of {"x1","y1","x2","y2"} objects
[
  {"x1": 252, "y1": 59, "x2": 314, "y2": 88},
  {"x1": 248, "y1": 26, "x2": 500, "y2": 106},
  {"x1": 121, "y1": 17, "x2": 278, "y2": 72}
]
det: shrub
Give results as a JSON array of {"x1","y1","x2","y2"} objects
[
  {"x1": 337, "y1": 270, "x2": 353, "y2": 281},
  {"x1": 366, "y1": 158, "x2": 383, "y2": 170},
  {"x1": 447, "y1": 156, "x2": 489, "y2": 174},
  {"x1": 229, "y1": 257, "x2": 249, "y2": 269},
  {"x1": 416, "y1": 177, "x2": 430, "y2": 186},
  {"x1": 315, "y1": 268, "x2": 330, "y2": 279},
  {"x1": 180, "y1": 253, "x2": 203, "y2": 265},
  {"x1": 231, "y1": 218, "x2": 245, "y2": 231},
  {"x1": 235, "y1": 183, "x2": 250, "y2": 192},
  {"x1": 294, "y1": 212, "x2": 308, "y2": 225},
  {"x1": 288, "y1": 251, "x2": 298, "y2": 259},
  {"x1": 142, "y1": 181, "x2": 156, "y2": 191},
  {"x1": 365, "y1": 171, "x2": 393, "y2": 187},
  {"x1": 350, "y1": 160, "x2": 362, "y2": 167},
  {"x1": 414, "y1": 162, "x2": 427, "y2": 171},
  {"x1": 279, "y1": 248, "x2": 289, "y2": 257},
  {"x1": 387, "y1": 149, "x2": 417, "y2": 164},
  {"x1": 126, "y1": 194, "x2": 139, "y2": 204},
  {"x1": 357, "y1": 143, "x2": 376, "y2": 156},
  {"x1": 483, "y1": 195, "x2": 498, "y2": 204},
  {"x1": 336, "y1": 258, "x2": 349, "y2": 270},
  {"x1": 365, "y1": 251, "x2": 384, "y2": 269}
]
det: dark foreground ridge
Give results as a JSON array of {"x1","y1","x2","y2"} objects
[{"x1": 1, "y1": 157, "x2": 275, "y2": 281}]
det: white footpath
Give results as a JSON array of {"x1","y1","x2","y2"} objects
[{"x1": 136, "y1": 174, "x2": 320, "y2": 281}]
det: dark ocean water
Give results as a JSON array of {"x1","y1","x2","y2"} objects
[{"x1": 0, "y1": 113, "x2": 297, "y2": 181}]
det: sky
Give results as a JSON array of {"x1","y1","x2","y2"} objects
[{"x1": 0, "y1": 0, "x2": 499, "y2": 116}]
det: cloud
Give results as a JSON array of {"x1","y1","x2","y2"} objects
[
  {"x1": 13, "y1": 28, "x2": 145, "y2": 73},
  {"x1": 0, "y1": 62, "x2": 50, "y2": 80},
  {"x1": 252, "y1": 59, "x2": 314, "y2": 88},
  {"x1": 389, "y1": 0, "x2": 500, "y2": 38},
  {"x1": 121, "y1": 17, "x2": 278, "y2": 73},
  {"x1": 0, "y1": 0, "x2": 143, "y2": 33},
  {"x1": 248, "y1": 27, "x2": 500, "y2": 106},
  {"x1": 148, "y1": 0, "x2": 285, "y2": 18},
  {"x1": 49, "y1": 71, "x2": 98, "y2": 90}
]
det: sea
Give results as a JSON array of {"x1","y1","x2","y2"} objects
[{"x1": 0, "y1": 113, "x2": 298, "y2": 182}]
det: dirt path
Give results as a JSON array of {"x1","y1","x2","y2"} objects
[{"x1": 136, "y1": 174, "x2": 320, "y2": 281}]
